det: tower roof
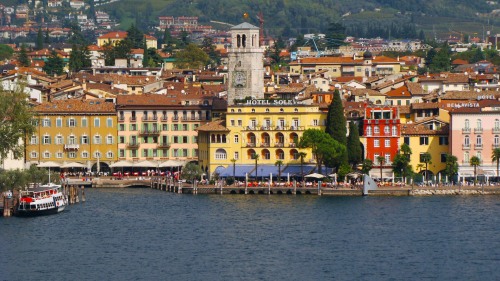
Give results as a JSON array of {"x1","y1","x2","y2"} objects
[{"x1": 231, "y1": 22, "x2": 259, "y2": 30}]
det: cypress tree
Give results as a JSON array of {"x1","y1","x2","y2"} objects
[
  {"x1": 347, "y1": 122, "x2": 362, "y2": 168},
  {"x1": 142, "y1": 39, "x2": 149, "y2": 67},
  {"x1": 18, "y1": 44, "x2": 30, "y2": 67},
  {"x1": 325, "y1": 89, "x2": 348, "y2": 166},
  {"x1": 68, "y1": 44, "x2": 82, "y2": 72},
  {"x1": 43, "y1": 50, "x2": 64, "y2": 76},
  {"x1": 44, "y1": 29, "x2": 50, "y2": 44},
  {"x1": 36, "y1": 28, "x2": 44, "y2": 50}
]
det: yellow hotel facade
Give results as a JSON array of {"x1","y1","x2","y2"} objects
[
  {"x1": 26, "y1": 99, "x2": 118, "y2": 171},
  {"x1": 197, "y1": 99, "x2": 325, "y2": 177}
]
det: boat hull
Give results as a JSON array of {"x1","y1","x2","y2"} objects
[{"x1": 15, "y1": 205, "x2": 65, "y2": 217}]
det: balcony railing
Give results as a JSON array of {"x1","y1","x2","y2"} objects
[
  {"x1": 172, "y1": 116, "x2": 179, "y2": 122},
  {"x1": 139, "y1": 129, "x2": 160, "y2": 136},
  {"x1": 129, "y1": 116, "x2": 137, "y2": 122},
  {"x1": 274, "y1": 143, "x2": 284, "y2": 148},
  {"x1": 474, "y1": 143, "x2": 483, "y2": 149},
  {"x1": 246, "y1": 143, "x2": 256, "y2": 147},
  {"x1": 118, "y1": 116, "x2": 125, "y2": 122},
  {"x1": 260, "y1": 142, "x2": 270, "y2": 147},
  {"x1": 63, "y1": 144, "x2": 79, "y2": 151},
  {"x1": 462, "y1": 144, "x2": 471, "y2": 149},
  {"x1": 493, "y1": 128, "x2": 500, "y2": 134},
  {"x1": 157, "y1": 142, "x2": 170, "y2": 148},
  {"x1": 126, "y1": 142, "x2": 139, "y2": 148},
  {"x1": 161, "y1": 116, "x2": 168, "y2": 122},
  {"x1": 462, "y1": 128, "x2": 471, "y2": 134},
  {"x1": 493, "y1": 144, "x2": 500, "y2": 149},
  {"x1": 142, "y1": 116, "x2": 158, "y2": 122},
  {"x1": 474, "y1": 128, "x2": 483, "y2": 134}
]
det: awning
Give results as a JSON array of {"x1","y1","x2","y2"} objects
[
  {"x1": 110, "y1": 160, "x2": 134, "y2": 168},
  {"x1": 281, "y1": 165, "x2": 316, "y2": 175},
  {"x1": 37, "y1": 161, "x2": 61, "y2": 168},
  {"x1": 256, "y1": 165, "x2": 281, "y2": 176},
  {"x1": 61, "y1": 162, "x2": 86, "y2": 168},
  {"x1": 134, "y1": 160, "x2": 159, "y2": 167},
  {"x1": 220, "y1": 165, "x2": 255, "y2": 177}
]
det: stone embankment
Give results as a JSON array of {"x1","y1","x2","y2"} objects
[{"x1": 410, "y1": 188, "x2": 500, "y2": 196}]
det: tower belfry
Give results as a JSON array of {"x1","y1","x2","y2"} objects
[{"x1": 227, "y1": 22, "x2": 264, "y2": 105}]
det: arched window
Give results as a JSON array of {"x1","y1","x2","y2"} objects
[
  {"x1": 222, "y1": 134, "x2": 227, "y2": 143},
  {"x1": 276, "y1": 149, "x2": 284, "y2": 160},
  {"x1": 211, "y1": 134, "x2": 216, "y2": 143},
  {"x1": 465, "y1": 119, "x2": 470, "y2": 129},
  {"x1": 495, "y1": 119, "x2": 500, "y2": 130},
  {"x1": 242, "y1": 34, "x2": 246, "y2": 47},
  {"x1": 374, "y1": 126, "x2": 379, "y2": 135},
  {"x1": 476, "y1": 119, "x2": 482, "y2": 129},
  {"x1": 290, "y1": 149, "x2": 299, "y2": 160},
  {"x1": 392, "y1": 126, "x2": 397, "y2": 136},
  {"x1": 464, "y1": 135, "x2": 470, "y2": 146},
  {"x1": 262, "y1": 149, "x2": 270, "y2": 160},
  {"x1": 464, "y1": 151, "x2": 469, "y2": 163},
  {"x1": 494, "y1": 135, "x2": 499, "y2": 147},
  {"x1": 476, "y1": 135, "x2": 482, "y2": 145},
  {"x1": 215, "y1": 149, "x2": 227, "y2": 160},
  {"x1": 236, "y1": 34, "x2": 241, "y2": 47},
  {"x1": 366, "y1": 127, "x2": 372, "y2": 136},
  {"x1": 384, "y1": 125, "x2": 390, "y2": 135}
]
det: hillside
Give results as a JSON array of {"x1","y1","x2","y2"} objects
[{"x1": 100, "y1": 0, "x2": 500, "y2": 39}]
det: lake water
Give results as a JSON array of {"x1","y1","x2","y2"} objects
[{"x1": 1, "y1": 188, "x2": 499, "y2": 281}]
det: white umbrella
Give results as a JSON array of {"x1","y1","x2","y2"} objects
[
  {"x1": 134, "y1": 160, "x2": 158, "y2": 167},
  {"x1": 37, "y1": 161, "x2": 61, "y2": 168},
  {"x1": 110, "y1": 160, "x2": 134, "y2": 168},
  {"x1": 61, "y1": 162, "x2": 86, "y2": 168},
  {"x1": 304, "y1": 173, "x2": 325, "y2": 179},
  {"x1": 159, "y1": 159, "x2": 182, "y2": 167}
]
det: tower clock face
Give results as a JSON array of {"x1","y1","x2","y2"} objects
[{"x1": 233, "y1": 71, "x2": 247, "y2": 87}]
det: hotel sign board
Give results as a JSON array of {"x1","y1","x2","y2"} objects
[{"x1": 242, "y1": 99, "x2": 303, "y2": 106}]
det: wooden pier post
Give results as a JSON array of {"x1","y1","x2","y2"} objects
[{"x1": 81, "y1": 186, "x2": 85, "y2": 202}]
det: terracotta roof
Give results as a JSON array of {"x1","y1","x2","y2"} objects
[
  {"x1": 334, "y1": 76, "x2": 364, "y2": 83},
  {"x1": 452, "y1": 59, "x2": 469, "y2": 65},
  {"x1": 196, "y1": 119, "x2": 229, "y2": 132},
  {"x1": 386, "y1": 84, "x2": 411, "y2": 98},
  {"x1": 85, "y1": 83, "x2": 129, "y2": 95},
  {"x1": 406, "y1": 81, "x2": 425, "y2": 95},
  {"x1": 399, "y1": 105, "x2": 410, "y2": 114},
  {"x1": 401, "y1": 123, "x2": 449, "y2": 135},
  {"x1": 35, "y1": 99, "x2": 115, "y2": 113},
  {"x1": 350, "y1": 89, "x2": 385, "y2": 97},
  {"x1": 411, "y1": 102, "x2": 439, "y2": 110},
  {"x1": 293, "y1": 55, "x2": 399, "y2": 65}
]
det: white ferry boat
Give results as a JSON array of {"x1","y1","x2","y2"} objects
[{"x1": 15, "y1": 183, "x2": 67, "y2": 217}]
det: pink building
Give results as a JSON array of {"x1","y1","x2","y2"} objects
[{"x1": 450, "y1": 99, "x2": 500, "y2": 180}]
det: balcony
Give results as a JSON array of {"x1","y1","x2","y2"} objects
[
  {"x1": 126, "y1": 142, "x2": 139, "y2": 148},
  {"x1": 172, "y1": 116, "x2": 179, "y2": 122},
  {"x1": 129, "y1": 116, "x2": 137, "y2": 122},
  {"x1": 288, "y1": 143, "x2": 297, "y2": 148},
  {"x1": 142, "y1": 116, "x2": 158, "y2": 122},
  {"x1": 274, "y1": 143, "x2": 284, "y2": 148},
  {"x1": 139, "y1": 129, "x2": 160, "y2": 136},
  {"x1": 260, "y1": 142, "x2": 270, "y2": 147},
  {"x1": 493, "y1": 128, "x2": 500, "y2": 134},
  {"x1": 63, "y1": 144, "x2": 79, "y2": 151},
  {"x1": 474, "y1": 128, "x2": 483, "y2": 134},
  {"x1": 493, "y1": 144, "x2": 500, "y2": 149},
  {"x1": 161, "y1": 116, "x2": 168, "y2": 122},
  {"x1": 462, "y1": 144, "x2": 471, "y2": 150},
  {"x1": 246, "y1": 142, "x2": 256, "y2": 147},
  {"x1": 474, "y1": 143, "x2": 483, "y2": 149},
  {"x1": 157, "y1": 142, "x2": 170, "y2": 148},
  {"x1": 118, "y1": 116, "x2": 125, "y2": 123},
  {"x1": 462, "y1": 128, "x2": 471, "y2": 134}
]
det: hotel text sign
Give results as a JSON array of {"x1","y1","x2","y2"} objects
[{"x1": 244, "y1": 99, "x2": 303, "y2": 105}]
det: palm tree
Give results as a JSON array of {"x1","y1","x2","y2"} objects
[
  {"x1": 253, "y1": 154, "x2": 259, "y2": 180},
  {"x1": 470, "y1": 156, "x2": 481, "y2": 186},
  {"x1": 420, "y1": 152, "x2": 432, "y2": 184},
  {"x1": 376, "y1": 155, "x2": 385, "y2": 181},
  {"x1": 299, "y1": 152, "x2": 307, "y2": 182},
  {"x1": 275, "y1": 160, "x2": 283, "y2": 184},
  {"x1": 492, "y1": 148, "x2": 500, "y2": 180},
  {"x1": 230, "y1": 158, "x2": 237, "y2": 184},
  {"x1": 400, "y1": 143, "x2": 412, "y2": 183}
]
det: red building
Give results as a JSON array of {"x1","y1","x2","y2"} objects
[{"x1": 363, "y1": 106, "x2": 400, "y2": 178}]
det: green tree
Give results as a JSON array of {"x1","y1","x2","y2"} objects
[
  {"x1": 492, "y1": 148, "x2": 500, "y2": 180},
  {"x1": 444, "y1": 154, "x2": 459, "y2": 183},
  {"x1": 201, "y1": 36, "x2": 220, "y2": 67},
  {"x1": 299, "y1": 129, "x2": 345, "y2": 174},
  {"x1": 43, "y1": 50, "x2": 64, "y2": 76},
  {"x1": 392, "y1": 154, "x2": 411, "y2": 184},
  {"x1": 142, "y1": 39, "x2": 149, "y2": 67},
  {"x1": 230, "y1": 158, "x2": 237, "y2": 182},
  {"x1": 0, "y1": 83, "x2": 36, "y2": 165},
  {"x1": 267, "y1": 37, "x2": 285, "y2": 66},
  {"x1": 44, "y1": 29, "x2": 50, "y2": 44},
  {"x1": 470, "y1": 156, "x2": 481, "y2": 186},
  {"x1": 429, "y1": 43, "x2": 451, "y2": 73},
  {"x1": 346, "y1": 122, "x2": 362, "y2": 168},
  {"x1": 102, "y1": 41, "x2": 116, "y2": 66},
  {"x1": 376, "y1": 155, "x2": 386, "y2": 180},
  {"x1": 361, "y1": 159, "x2": 373, "y2": 175},
  {"x1": 420, "y1": 152, "x2": 432, "y2": 183},
  {"x1": 162, "y1": 28, "x2": 175, "y2": 52},
  {"x1": 0, "y1": 44, "x2": 14, "y2": 61},
  {"x1": 36, "y1": 28, "x2": 44, "y2": 50},
  {"x1": 181, "y1": 162, "x2": 203, "y2": 187},
  {"x1": 253, "y1": 154, "x2": 259, "y2": 180},
  {"x1": 174, "y1": 43, "x2": 210, "y2": 69},
  {"x1": 126, "y1": 23, "x2": 144, "y2": 49},
  {"x1": 68, "y1": 44, "x2": 83, "y2": 72},
  {"x1": 299, "y1": 152, "x2": 307, "y2": 182},
  {"x1": 0, "y1": 169, "x2": 28, "y2": 191},
  {"x1": 275, "y1": 160, "x2": 283, "y2": 184},
  {"x1": 325, "y1": 22, "x2": 347, "y2": 49},
  {"x1": 325, "y1": 89, "x2": 348, "y2": 166},
  {"x1": 470, "y1": 47, "x2": 485, "y2": 63},
  {"x1": 18, "y1": 44, "x2": 30, "y2": 67}
]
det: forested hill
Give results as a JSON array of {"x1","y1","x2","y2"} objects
[{"x1": 103, "y1": 0, "x2": 500, "y2": 38}]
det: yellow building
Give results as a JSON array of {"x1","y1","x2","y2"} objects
[
  {"x1": 400, "y1": 118, "x2": 450, "y2": 181},
  {"x1": 26, "y1": 99, "x2": 117, "y2": 172},
  {"x1": 197, "y1": 99, "x2": 325, "y2": 178},
  {"x1": 97, "y1": 31, "x2": 157, "y2": 49}
]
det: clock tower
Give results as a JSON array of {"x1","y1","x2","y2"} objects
[{"x1": 227, "y1": 22, "x2": 264, "y2": 105}]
